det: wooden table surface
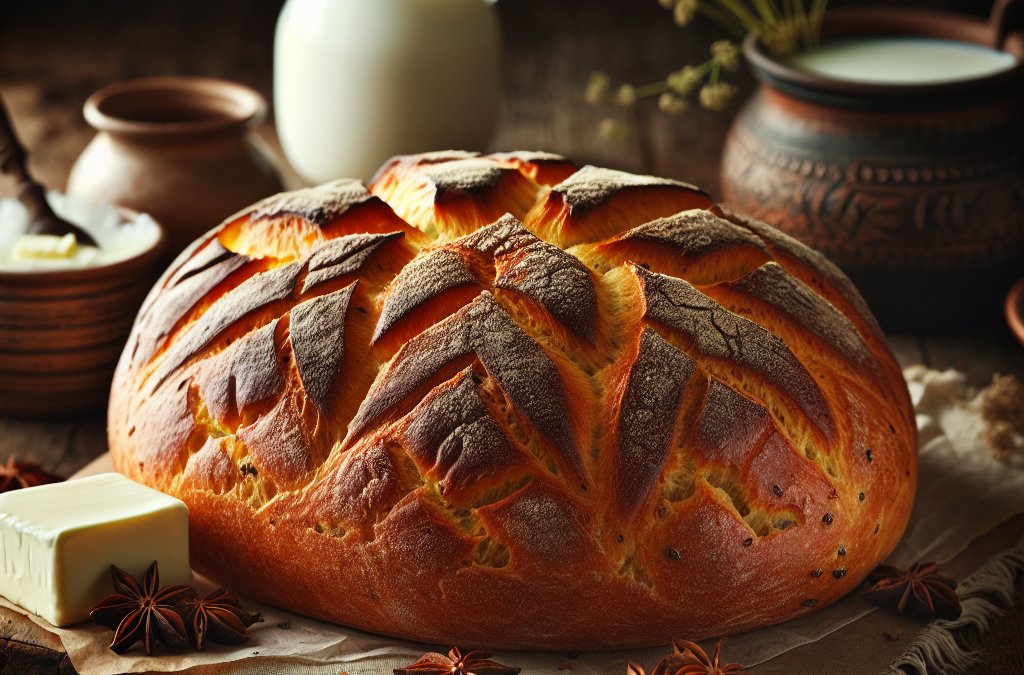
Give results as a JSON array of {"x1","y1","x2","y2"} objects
[{"x1": 1, "y1": 1, "x2": 1021, "y2": 673}]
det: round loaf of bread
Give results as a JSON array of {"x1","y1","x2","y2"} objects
[{"x1": 109, "y1": 151, "x2": 917, "y2": 650}]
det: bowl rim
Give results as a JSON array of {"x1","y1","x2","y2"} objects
[
  {"x1": 743, "y1": 6, "x2": 1024, "y2": 108},
  {"x1": 83, "y1": 76, "x2": 267, "y2": 141},
  {"x1": 0, "y1": 205, "x2": 167, "y2": 286}
]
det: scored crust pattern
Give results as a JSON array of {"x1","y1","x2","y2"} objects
[{"x1": 109, "y1": 152, "x2": 917, "y2": 650}]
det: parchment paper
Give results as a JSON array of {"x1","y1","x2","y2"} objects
[{"x1": 3, "y1": 367, "x2": 1022, "y2": 675}]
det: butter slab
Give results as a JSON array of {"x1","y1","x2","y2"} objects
[{"x1": 0, "y1": 473, "x2": 191, "y2": 626}]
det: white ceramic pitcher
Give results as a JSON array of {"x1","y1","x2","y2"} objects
[{"x1": 274, "y1": 0, "x2": 501, "y2": 184}]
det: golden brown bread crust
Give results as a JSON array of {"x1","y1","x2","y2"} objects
[{"x1": 109, "y1": 151, "x2": 917, "y2": 649}]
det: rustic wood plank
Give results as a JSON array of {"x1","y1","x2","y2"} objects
[{"x1": 0, "y1": 417, "x2": 107, "y2": 478}]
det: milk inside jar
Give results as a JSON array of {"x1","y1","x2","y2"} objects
[
  {"x1": 785, "y1": 37, "x2": 1016, "y2": 85},
  {"x1": 274, "y1": 0, "x2": 501, "y2": 184}
]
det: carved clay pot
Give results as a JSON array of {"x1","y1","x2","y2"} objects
[
  {"x1": 68, "y1": 77, "x2": 284, "y2": 258},
  {"x1": 721, "y1": 4, "x2": 1024, "y2": 331}
]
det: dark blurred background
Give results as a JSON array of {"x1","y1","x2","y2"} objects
[{"x1": 0, "y1": 0, "x2": 1002, "y2": 200}]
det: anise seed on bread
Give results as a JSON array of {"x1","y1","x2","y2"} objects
[{"x1": 109, "y1": 152, "x2": 916, "y2": 650}]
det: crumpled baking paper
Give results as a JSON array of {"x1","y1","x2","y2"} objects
[{"x1": 2, "y1": 366, "x2": 1022, "y2": 675}]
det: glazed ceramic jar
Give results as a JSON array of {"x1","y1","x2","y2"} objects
[
  {"x1": 67, "y1": 77, "x2": 284, "y2": 258},
  {"x1": 274, "y1": 0, "x2": 501, "y2": 183},
  {"x1": 721, "y1": 5, "x2": 1024, "y2": 331}
]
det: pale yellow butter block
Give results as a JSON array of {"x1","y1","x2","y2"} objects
[{"x1": 0, "y1": 473, "x2": 191, "y2": 626}]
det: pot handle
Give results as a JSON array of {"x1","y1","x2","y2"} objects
[{"x1": 990, "y1": 0, "x2": 1023, "y2": 49}]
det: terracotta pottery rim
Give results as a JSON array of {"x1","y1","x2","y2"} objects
[
  {"x1": 1006, "y1": 277, "x2": 1024, "y2": 347},
  {"x1": 0, "y1": 206, "x2": 166, "y2": 286},
  {"x1": 83, "y1": 76, "x2": 267, "y2": 140},
  {"x1": 743, "y1": 7, "x2": 1024, "y2": 107}
]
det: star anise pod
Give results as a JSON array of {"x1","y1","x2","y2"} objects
[
  {"x1": 394, "y1": 647, "x2": 521, "y2": 675},
  {"x1": 0, "y1": 456, "x2": 63, "y2": 493},
  {"x1": 861, "y1": 562, "x2": 962, "y2": 621},
  {"x1": 628, "y1": 638, "x2": 750, "y2": 675},
  {"x1": 90, "y1": 561, "x2": 195, "y2": 654},
  {"x1": 180, "y1": 588, "x2": 263, "y2": 650}
]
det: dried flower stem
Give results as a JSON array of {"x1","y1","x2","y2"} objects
[{"x1": 690, "y1": 0, "x2": 829, "y2": 54}]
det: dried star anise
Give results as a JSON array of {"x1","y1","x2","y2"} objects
[
  {"x1": 861, "y1": 562, "x2": 962, "y2": 621},
  {"x1": 180, "y1": 588, "x2": 263, "y2": 650},
  {"x1": 0, "y1": 457, "x2": 63, "y2": 493},
  {"x1": 394, "y1": 647, "x2": 521, "y2": 675},
  {"x1": 628, "y1": 638, "x2": 750, "y2": 675},
  {"x1": 90, "y1": 562, "x2": 195, "y2": 654}
]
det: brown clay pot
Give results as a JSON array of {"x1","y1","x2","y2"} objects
[
  {"x1": 0, "y1": 209, "x2": 165, "y2": 418},
  {"x1": 67, "y1": 77, "x2": 284, "y2": 259},
  {"x1": 721, "y1": 3, "x2": 1024, "y2": 332}
]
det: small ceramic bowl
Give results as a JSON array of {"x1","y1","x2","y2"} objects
[
  {"x1": 1006, "y1": 277, "x2": 1024, "y2": 348},
  {"x1": 0, "y1": 208, "x2": 165, "y2": 418}
]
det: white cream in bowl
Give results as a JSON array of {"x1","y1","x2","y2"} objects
[{"x1": 0, "y1": 192, "x2": 161, "y2": 272}]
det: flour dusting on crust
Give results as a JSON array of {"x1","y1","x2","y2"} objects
[
  {"x1": 552, "y1": 165, "x2": 701, "y2": 214},
  {"x1": 248, "y1": 179, "x2": 375, "y2": 227}
]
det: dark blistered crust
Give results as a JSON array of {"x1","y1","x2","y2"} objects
[
  {"x1": 637, "y1": 266, "x2": 835, "y2": 439},
  {"x1": 368, "y1": 152, "x2": 484, "y2": 196},
  {"x1": 153, "y1": 261, "x2": 303, "y2": 390},
  {"x1": 690, "y1": 379, "x2": 773, "y2": 467},
  {"x1": 402, "y1": 368, "x2": 522, "y2": 500},
  {"x1": 398, "y1": 150, "x2": 481, "y2": 168},
  {"x1": 461, "y1": 213, "x2": 534, "y2": 255},
  {"x1": 373, "y1": 249, "x2": 479, "y2": 342},
  {"x1": 466, "y1": 294, "x2": 585, "y2": 480},
  {"x1": 713, "y1": 205, "x2": 883, "y2": 341},
  {"x1": 196, "y1": 319, "x2": 283, "y2": 422},
  {"x1": 473, "y1": 215, "x2": 596, "y2": 340},
  {"x1": 726, "y1": 263, "x2": 879, "y2": 370},
  {"x1": 489, "y1": 151, "x2": 568, "y2": 164},
  {"x1": 616, "y1": 328, "x2": 696, "y2": 515},
  {"x1": 291, "y1": 284, "x2": 357, "y2": 416},
  {"x1": 132, "y1": 243, "x2": 250, "y2": 369},
  {"x1": 303, "y1": 232, "x2": 404, "y2": 293},
  {"x1": 356, "y1": 293, "x2": 584, "y2": 479},
  {"x1": 425, "y1": 159, "x2": 511, "y2": 197},
  {"x1": 619, "y1": 210, "x2": 770, "y2": 257},
  {"x1": 495, "y1": 239, "x2": 598, "y2": 342},
  {"x1": 111, "y1": 154, "x2": 917, "y2": 651},
  {"x1": 351, "y1": 303, "x2": 476, "y2": 439},
  {"x1": 168, "y1": 239, "x2": 237, "y2": 287},
  {"x1": 552, "y1": 165, "x2": 707, "y2": 215},
  {"x1": 246, "y1": 179, "x2": 375, "y2": 227},
  {"x1": 486, "y1": 151, "x2": 578, "y2": 186},
  {"x1": 375, "y1": 214, "x2": 598, "y2": 343}
]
